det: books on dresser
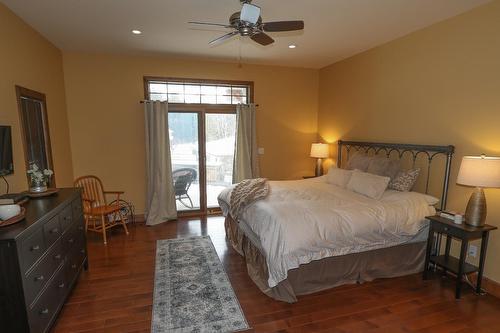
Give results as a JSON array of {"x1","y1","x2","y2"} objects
[{"x1": 0, "y1": 192, "x2": 28, "y2": 205}]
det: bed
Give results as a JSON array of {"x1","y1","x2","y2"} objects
[{"x1": 218, "y1": 140, "x2": 455, "y2": 302}]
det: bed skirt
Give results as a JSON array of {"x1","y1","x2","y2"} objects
[{"x1": 225, "y1": 215, "x2": 426, "y2": 303}]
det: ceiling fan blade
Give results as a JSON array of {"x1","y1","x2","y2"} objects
[
  {"x1": 189, "y1": 21, "x2": 232, "y2": 28},
  {"x1": 251, "y1": 32, "x2": 274, "y2": 46},
  {"x1": 209, "y1": 31, "x2": 239, "y2": 45},
  {"x1": 262, "y1": 21, "x2": 304, "y2": 32}
]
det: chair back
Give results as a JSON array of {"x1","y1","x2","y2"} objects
[
  {"x1": 74, "y1": 175, "x2": 106, "y2": 212},
  {"x1": 172, "y1": 168, "x2": 197, "y2": 195}
]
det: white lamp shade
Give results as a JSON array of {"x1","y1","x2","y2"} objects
[
  {"x1": 457, "y1": 155, "x2": 500, "y2": 188},
  {"x1": 310, "y1": 143, "x2": 329, "y2": 158}
]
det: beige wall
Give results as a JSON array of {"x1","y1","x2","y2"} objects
[
  {"x1": 0, "y1": 4, "x2": 73, "y2": 193},
  {"x1": 63, "y1": 53, "x2": 319, "y2": 212},
  {"x1": 318, "y1": 0, "x2": 500, "y2": 282}
]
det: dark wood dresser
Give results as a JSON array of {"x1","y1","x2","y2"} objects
[{"x1": 0, "y1": 188, "x2": 87, "y2": 333}]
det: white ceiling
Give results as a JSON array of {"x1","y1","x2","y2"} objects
[{"x1": 1, "y1": 0, "x2": 491, "y2": 68}]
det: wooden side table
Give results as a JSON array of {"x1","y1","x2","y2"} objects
[{"x1": 423, "y1": 215, "x2": 497, "y2": 299}]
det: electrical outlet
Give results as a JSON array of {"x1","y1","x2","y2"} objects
[
  {"x1": 468, "y1": 245, "x2": 478, "y2": 258},
  {"x1": 258, "y1": 147, "x2": 265, "y2": 155}
]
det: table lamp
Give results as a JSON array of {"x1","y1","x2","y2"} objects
[
  {"x1": 310, "y1": 143, "x2": 329, "y2": 176},
  {"x1": 456, "y1": 155, "x2": 500, "y2": 227}
]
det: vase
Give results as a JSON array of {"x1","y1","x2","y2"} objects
[{"x1": 30, "y1": 180, "x2": 48, "y2": 193}]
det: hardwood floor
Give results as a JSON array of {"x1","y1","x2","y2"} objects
[{"x1": 52, "y1": 216, "x2": 500, "y2": 333}]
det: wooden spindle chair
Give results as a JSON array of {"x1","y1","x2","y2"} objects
[{"x1": 74, "y1": 175, "x2": 129, "y2": 245}]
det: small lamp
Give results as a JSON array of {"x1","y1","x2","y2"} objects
[
  {"x1": 456, "y1": 155, "x2": 500, "y2": 227},
  {"x1": 310, "y1": 143, "x2": 329, "y2": 177}
]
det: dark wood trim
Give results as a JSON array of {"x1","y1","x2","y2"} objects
[{"x1": 15, "y1": 85, "x2": 56, "y2": 187}]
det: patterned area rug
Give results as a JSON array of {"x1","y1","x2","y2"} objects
[{"x1": 152, "y1": 236, "x2": 249, "y2": 333}]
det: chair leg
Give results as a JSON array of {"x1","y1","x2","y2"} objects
[
  {"x1": 100, "y1": 215, "x2": 107, "y2": 245},
  {"x1": 118, "y1": 210, "x2": 129, "y2": 235},
  {"x1": 186, "y1": 194, "x2": 194, "y2": 208}
]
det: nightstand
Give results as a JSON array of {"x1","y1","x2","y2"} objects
[{"x1": 423, "y1": 215, "x2": 497, "y2": 299}]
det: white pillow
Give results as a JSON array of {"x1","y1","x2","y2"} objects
[
  {"x1": 326, "y1": 166, "x2": 353, "y2": 188},
  {"x1": 414, "y1": 192, "x2": 440, "y2": 206},
  {"x1": 346, "y1": 170, "x2": 390, "y2": 200}
]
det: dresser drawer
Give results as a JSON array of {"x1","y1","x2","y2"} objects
[
  {"x1": 72, "y1": 197, "x2": 83, "y2": 219},
  {"x1": 43, "y1": 215, "x2": 62, "y2": 249},
  {"x1": 62, "y1": 217, "x2": 85, "y2": 254},
  {"x1": 21, "y1": 228, "x2": 46, "y2": 272},
  {"x1": 28, "y1": 264, "x2": 66, "y2": 333},
  {"x1": 66, "y1": 238, "x2": 87, "y2": 286},
  {"x1": 24, "y1": 240, "x2": 64, "y2": 307},
  {"x1": 60, "y1": 204, "x2": 73, "y2": 233}
]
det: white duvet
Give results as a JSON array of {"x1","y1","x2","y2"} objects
[{"x1": 218, "y1": 177, "x2": 435, "y2": 288}]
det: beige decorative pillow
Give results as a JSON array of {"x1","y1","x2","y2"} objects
[
  {"x1": 389, "y1": 168, "x2": 421, "y2": 192},
  {"x1": 367, "y1": 157, "x2": 401, "y2": 180},
  {"x1": 346, "y1": 170, "x2": 390, "y2": 200},
  {"x1": 326, "y1": 166, "x2": 353, "y2": 188},
  {"x1": 346, "y1": 152, "x2": 372, "y2": 172}
]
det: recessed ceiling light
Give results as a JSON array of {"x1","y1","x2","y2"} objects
[
  {"x1": 132, "y1": 29, "x2": 142, "y2": 35},
  {"x1": 288, "y1": 44, "x2": 297, "y2": 49}
]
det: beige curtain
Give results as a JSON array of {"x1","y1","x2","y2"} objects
[
  {"x1": 144, "y1": 101, "x2": 177, "y2": 225},
  {"x1": 233, "y1": 103, "x2": 259, "y2": 183}
]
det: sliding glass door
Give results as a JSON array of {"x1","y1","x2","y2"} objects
[
  {"x1": 169, "y1": 112, "x2": 201, "y2": 211},
  {"x1": 145, "y1": 77, "x2": 252, "y2": 215},
  {"x1": 168, "y1": 109, "x2": 236, "y2": 214},
  {"x1": 205, "y1": 113, "x2": 236, "y2": 209}
]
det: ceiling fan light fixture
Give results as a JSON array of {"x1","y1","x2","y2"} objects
[
  {"x1": 240, "y1": 3, "x2": 261, "y2": 24},
  {"x1": 131, "y1": 29, "x2": 142, "y2": 35}
]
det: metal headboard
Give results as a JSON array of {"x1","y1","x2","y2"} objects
[{"x1": 337, "y1": 140, "x2": 455, "y2": 211}]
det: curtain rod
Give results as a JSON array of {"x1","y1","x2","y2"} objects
[{"x1": 139, "y1": 100, "x2": 259, "y2": 107}]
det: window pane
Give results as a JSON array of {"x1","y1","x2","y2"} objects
[
  {"x1": 150, "y1": 83, "x2": 167, "y2": 93},
  {"x1": 168, "y1": 94, "x2": 184, "y2": 103},
  {"x1": 185, "y1": 85, "x2": 200, "y2": 95},
  {"x1": 168, "y1": 84, "x2": 184, "y2": 94},
  {"x1": 185, "y1": 94, "x2": 201, "y2": 103},
  {"x1": 217, "y1": 86, "x2": 231, "y2": 96},
  {"x1": 232, "y1": 95, "x2": 246, "y2": 104},
  {"x1": 231, "y1": 87, "x2": 247, "y2": 96},
  {"x1": 217, "y1": 95, "x2": 231, "y2": 104},
  {"x1": 150, "y1": 93, "x2": 168, "y2": 101},
  {"x1": 201, "y1": 95, "x2": 217, "y2": 104},
  {"x1": 201, "y1": 85, "x2": 217, "y2": 95}
]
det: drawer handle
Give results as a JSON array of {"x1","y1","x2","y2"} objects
[
  {"x1": 71, "y1": 264, "x2": 77, "y2": 269},
  {"x1": 58, "y1": 283, "x2": 65, "y2": 288},
  {"x1": 444, "y1": 227, "x2": 449, "y2": 231},
  {"x1": 39, "y1": 308, "x2": 49, "y2": 315},
  {"x1": 54, "y1": 254, "x2": 62, "y2": 260},
  {"x1": 80, "y1": 249, "x2": 86, "y2": 254},
  {"x1": 30, "y1": 245, "x2": 40, "y2": 251},
  {"x1": 68, "y1": 238, "x2": 75, "y2": 244},
  {"x1": 35, "y1": 275, "x2": 44, "y2": 282},
  {"x1": 50, "y1": 228, "x2": 59, "y2": 234}
]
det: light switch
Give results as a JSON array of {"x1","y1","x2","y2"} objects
[{"x1": 258, "y1": 147, "x2": 265, "y2": 155}]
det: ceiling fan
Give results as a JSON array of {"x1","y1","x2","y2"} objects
[{"x1": 189, "y1": 0, "x2": 304, "y2": 46}]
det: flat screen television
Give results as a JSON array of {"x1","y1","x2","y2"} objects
[{"x1": 0, "y1": 126, "x2": 14, "y2": 176}]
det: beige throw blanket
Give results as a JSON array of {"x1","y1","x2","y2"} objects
[{"x1": 230, "y1": 178, "x2": 269, "y2": 220}]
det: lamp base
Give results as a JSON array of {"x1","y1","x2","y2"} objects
[
  {"x1": 465, "y1": 187, "x2": 487, "y2": 227},
  {"x1": 315, "y1": 158, "x2": 323, "y2": 177}
]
